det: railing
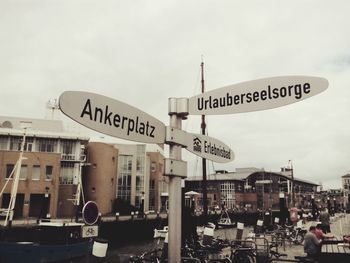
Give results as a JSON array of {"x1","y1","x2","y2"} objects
[
  {"x1": 59, "y1": 177, "x2": 74, "y2": 185},
  {"x1": 61, "y1": 154, "x2": 76, "y2": 161},
  {"x1": 61, "y1": 154, "x2": 86, "y2": 162}
]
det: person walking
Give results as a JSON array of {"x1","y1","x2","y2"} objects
[
  {"x1": 319, "y1": 207, "x2": 331, "y2": 233},
  {"x1": 304, "y1": 226, "x2": 322, "y2": 262}
]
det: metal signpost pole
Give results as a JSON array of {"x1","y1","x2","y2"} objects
[
  {"x1": 200, "y1": 61, "x2": 208, "y2": 224},
  {"x1": 168, "y1": 114, "x2": 182, "y2": 263},
  {"x1": 167, "y1": 98, "x2": 188, "y2": 263}
]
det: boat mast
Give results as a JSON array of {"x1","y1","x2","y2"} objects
[
  {"x1": 201, "y1": 60, "x2": 208, "y2": 224},
  {"x1": 4, "y1": 124, "x2": 30, "y2": 227}
]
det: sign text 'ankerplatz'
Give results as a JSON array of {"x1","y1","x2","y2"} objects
[{"x1": 59, "y1": 91, "x2": 165, "y2": 144}]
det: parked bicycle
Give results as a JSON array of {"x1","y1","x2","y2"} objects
[
  {"x1": 129, "y1": 248, "x2": 163, "y2": 263},
  {"x1": 230, "y1": 238, "x2": 288, "y2": 263}
]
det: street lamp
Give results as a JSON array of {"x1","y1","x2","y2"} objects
[
  {"x1": 288, "y1": 160, "x2": 295, "y2": 208},
  {"x1": 139, "y1": 191, "x2": 145, "y2": 218}
]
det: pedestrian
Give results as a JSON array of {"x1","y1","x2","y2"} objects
[
  {"x1": 318, "y1": 207, "x2": 331, "y2": 233},
  {"x1": 304, "y1": 226, "x2": 321, "y2": 262},
  {"x1": 315, "y1": 224, "x2": 334, "y2": 241}
]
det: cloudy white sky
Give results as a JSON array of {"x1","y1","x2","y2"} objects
[{"x1": 1, "y1": 1, "x2": 349, "y2": 189}]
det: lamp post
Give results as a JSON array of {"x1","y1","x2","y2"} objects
[
  {"x1": 288, "y1": 160, "x2": 295, "y2": 208},
  {"x1": 139, "y1": 191, "x2": 145, "y2": 218}
]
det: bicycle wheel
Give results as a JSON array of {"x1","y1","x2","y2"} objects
[
  {"x1": 207, "y1": 259, "x2": 232, "y2": 263},
  {"x1": 294, "y1": 233, "x2": 304, "y2": 245},
  {"x1": 231, "y1": 251, "x2": 254, "y2": 263}
]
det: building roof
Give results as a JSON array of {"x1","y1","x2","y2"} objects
[
  {"x1": 0, "y1": 116, "x2": 64, "y2": 131},
  {"x1": 186, "y1": 167, "x2": 264, "y2": 182},
  {"x1": 0, "y1": 116, "x2": 89, "y2": 141},
  {"x1": 186, "y1": 167, "x2": 318, "y2": 186}
]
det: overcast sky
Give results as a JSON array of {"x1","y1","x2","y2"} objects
[{"x1": 1, "y1": 1, "x2": 349, "y2": 189}]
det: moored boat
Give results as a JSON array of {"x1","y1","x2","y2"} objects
[
  {"x1": 0, "y1": 220, "x2": 94, "y2": 263},
  {"x1": 153, "y1": 226, "x2": 168, "y2": 238},
  {"x1": 217, "y1": 210, "x2": 235, "y2": 228}
]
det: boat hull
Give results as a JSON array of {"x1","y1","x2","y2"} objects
[{"x1": 217, "y1": 223, "x2": 236, "y2": 228}]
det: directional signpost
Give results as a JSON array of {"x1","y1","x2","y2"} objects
[
  {"x1": 189, "y1": 76, "x2": 328, "y2": 115},
  {"x1": 185, "y1": 132, "x2": 234, "y2": 163},
  {"x1": 58, "y1": 75, "x2": 328, "y2": 263},
  {"x1": 59, "y1": 91, "x2": 165, "y2": 144},
  {"x1": 165, "y1": 126, "x2": 234, "y2": 163}
]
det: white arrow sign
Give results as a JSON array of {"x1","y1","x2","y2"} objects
[
  {"x1": 165, "y1": 127, "x2": 234, "y2": 163},
  {"x1": 186, "y1": 132, "x2": 234, "y2": 163},
  {"x1": 188, "y1": 76, "x2": 328, "y2": 115},
  {"x1": 59, "y1": 91, "x2": 165, "y2": 144}
]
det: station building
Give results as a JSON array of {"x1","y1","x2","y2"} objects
[
  {"x1": 185, "y1": 167, "x2": 318, "y2": 212},
  {"x1": 0, "y1": 116, "x2": 88, "y2": 219}
]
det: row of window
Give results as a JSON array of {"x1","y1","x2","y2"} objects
[
  {"x1": 6, "y1": 164, "x2": 53, "y2": 180},
  {"x1": 0, "y1": 136, "x2": 76, "y2": 155}
]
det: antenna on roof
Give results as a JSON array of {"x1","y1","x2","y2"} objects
[{"x1": 45, "y1": 99, "x2": 60, "y2": 120}]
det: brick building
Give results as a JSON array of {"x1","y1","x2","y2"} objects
[
  {"x1": 185, "y1": 167, "x2": 318, "y2": 212},
  {"x1": 0, "y1": 116, "x2": 88, "y2": 219}
]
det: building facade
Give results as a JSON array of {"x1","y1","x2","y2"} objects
[
  {"x1": 147, "y1": 151, "x2": 168, "y2": 212},
  {"x1": 0, "y1": 116, "x2": 88, "y2": 219},
  {"x1": 83, "y1": 142, "x2": 118, "y2": 215},
  {"x1": 342, "y1": 172, "x2": 350, "y2": 211},
  {"x1": 185, "y1": 167, "x2": 318, "y2": 212},
  {"x1": 84, "y1": 142, "x2": 167, "y2": 214}
]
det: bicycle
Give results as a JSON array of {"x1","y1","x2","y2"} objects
[
  {"x1": 230, "y1": 237, "x2": 288, "y2": 263},
  {"x1": 182, "y1": 238, "x2": 231, "y2": 263},
  {"x1": 129, "y1": 248, "x2": 163, "y2": 263}
]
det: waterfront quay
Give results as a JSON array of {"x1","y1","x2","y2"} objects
[
  {"x1": 103, "y1": 213, "x2": 350, "y2": 263},
  {"x1": 6, "y1": 212, "x2": 348, "y2": 263}
]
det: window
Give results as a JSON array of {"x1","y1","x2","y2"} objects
[
  {"x1": 150, "y1": 180, "x2": 155, "y2": 190},
  {"x1": 117, "y1": 155, "x2": 133, "y2": 202},
  {"x1": 151, "y1": 162, "x2": 157, "y2": 173},
  {"x1": 220, "y1": 182, "x2": 236, "y2": 209},
  {"x1": 10, "y1": 137, "x2": 22, "y2": 151},
  {"x1": 149, "y1": 180, "x2": 156, "y2": 211},
  {"x1": 61, "y1": 140, "x2": 74, "y2": 154},
  {"x1": 61, "y1": 140, "x2": 75, "y2": 160},
  {"x1": 60, "y1": 163, "x2": 74, "y2": 184},
  {"x1": 6, "y1": 164, "x2": 15, "y2": 179},
  {"x1": 45, "y1": 166, "x2": 53, "y2": 180},
  {"x1": 20, "y1": 165, "x2": 28, "y2": 180},
  {"x1": 159, "y1": 163, "x2": 163, "y2": 174},
  {"x1": 24, "y1": 137, "x2": 33, "y2": 152},
  {"x1": 38, "y1": 139, "x2": 55, "y2": 152},
  {"x1": 32, "y1": 165, "x2": 40, "y2": 180},
  {"x1": 0, "y1": 136, "x2": 8, "y2": 150}
]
